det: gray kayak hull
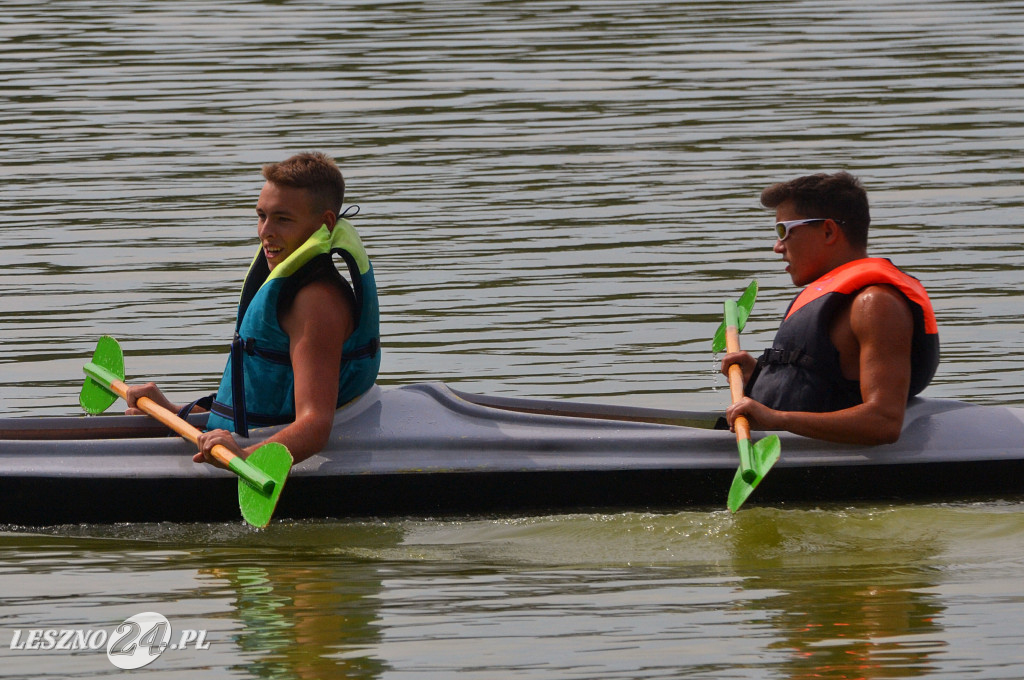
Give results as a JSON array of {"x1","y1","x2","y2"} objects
[{"x1": 1, "y1": 383, "x2": 1023, "y2": 524}]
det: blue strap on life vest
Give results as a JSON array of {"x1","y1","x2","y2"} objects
[{"x1": 229, "y1": 334, "x2": 249, "y2": 437}]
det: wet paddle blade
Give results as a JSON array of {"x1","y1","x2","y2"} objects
[
  {"x1": 727, "y1": 434, "x2": 781, "y2": 513},
  {"x1": 712, "y1": 280, "x2": 758, "y2": 353},
  {"x1": 237, "y1": 442, "x2": 293, "y2": 528},
  {"x1": 80, "y1": 335, "x2": 125, "y2": 414}
]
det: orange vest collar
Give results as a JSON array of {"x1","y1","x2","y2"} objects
[{"x1": 786, "y1": 257, "x2": 938, "y2": 334}]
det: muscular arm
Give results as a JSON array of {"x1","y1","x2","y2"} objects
[
  {"x1": 726, "y1": 285, "x2": 914, "y2": 445},
  {"x1": 267, "y1": 280, "x2": 354, "y2": 462},
  {"x1": 196, "y1": 279, "x2": 354, "y2": 466}
]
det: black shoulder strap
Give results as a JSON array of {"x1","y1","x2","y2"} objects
[
  {"x1": 277, "y1": 253, "x2": 356, "y2": 317},
  {"x1": 237, "y1": 254, "x2": 271, "y2": 328}
]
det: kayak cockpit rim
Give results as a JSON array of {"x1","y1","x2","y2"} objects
[{"x1": 444, "y1": 385, "x2": 720, "y2": 429}]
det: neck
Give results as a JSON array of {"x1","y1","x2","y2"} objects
[{"x1": 824, "y1": 246, "x2": 869, "y2": 274}]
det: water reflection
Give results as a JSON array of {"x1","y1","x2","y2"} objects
[
  {"x1": 6, "y1": 506, "x2": 1024, "y2": 678},
  {"x1": 0, "y1": 523, "x2": 403, "y2": 677},
  {"x1": 729, "y1": 509, "x2": 945, "y2": 679},
  {"x1": 206, "y1": 562, "x2": 386, "y2": 679}
]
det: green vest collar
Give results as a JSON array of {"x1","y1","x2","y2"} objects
[{"x1": 260, "y1": 218, "x2": 370, "y2": 287}]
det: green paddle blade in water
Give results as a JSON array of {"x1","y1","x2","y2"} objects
[{"x1": 237, "y1": 442, "x2": 293, "y2": 528}]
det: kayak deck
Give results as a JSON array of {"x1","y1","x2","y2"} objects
[{"x1": 1, "y1": 383, "x2": 1023, "y2": 524}]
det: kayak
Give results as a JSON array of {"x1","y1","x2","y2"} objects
[{"x1": 2, "y1": 382, "x2": 1023, "y2": 525}]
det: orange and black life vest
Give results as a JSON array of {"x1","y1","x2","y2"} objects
[{"x1": 747, "y1": 258, "x2": 939, "y2": 412}]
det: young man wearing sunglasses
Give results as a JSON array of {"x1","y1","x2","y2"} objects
[{"x1": 721, "y1": 172, "x2": 939, "y2": 444}]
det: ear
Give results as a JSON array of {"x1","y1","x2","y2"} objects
[
  {"x1": 321, "y1": 210, "x2": 338, "y2": 231},
  {"x1": 821, "y1": 218, "x2": 843, "y2": 245}
]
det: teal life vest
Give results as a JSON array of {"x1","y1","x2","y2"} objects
[{"x1": 205, "y1": 219, "x2": 381, "y2": 436}]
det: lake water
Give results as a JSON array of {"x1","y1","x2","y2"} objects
[{"x1": 2, "y1": 0, "x2": 1024, "y2": 677}]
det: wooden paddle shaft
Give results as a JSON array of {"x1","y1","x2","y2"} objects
[
  {"x1": 108, "y1": 379, "x2": 240, "y2": 469},
  {"x1": 725, "y1": 325, "x2": 753, "y2": 442}
]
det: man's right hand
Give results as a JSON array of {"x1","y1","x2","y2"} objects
[
  {"x1": 124, "y1": 382, "x2": 178, "y2": 415},
  {"x1": 720, "y1": 351, "x2": 758, "y2": 385}
]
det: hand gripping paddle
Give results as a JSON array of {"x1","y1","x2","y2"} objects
[
  {"x1": 715, "y1": 285, "x2": 781, "y2": 512},
  {"x1": 80, "y1": 336, "x2": 292, "y2": 527}
]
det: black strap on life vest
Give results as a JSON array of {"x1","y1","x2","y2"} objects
[
  {"x1": 230, "y1": 334, "x2": 378, "y2": 365},
  {"x1": 176, "y1": 393, "x2": 214, "y2": 420}
]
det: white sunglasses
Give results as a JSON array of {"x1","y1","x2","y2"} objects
[{"x1": 774, "y1": 217, "x2": 843, "y2": 241}]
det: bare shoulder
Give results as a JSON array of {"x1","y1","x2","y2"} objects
[
  {"x1": 850, "y1": 284, "x2": 913, "y2": 337},
  {"x1": 292, "y1": 278, "x2": 353, "y2": 309},
  {"x1": 282, "y1": 279, "x2": 355, "y2": 340}
]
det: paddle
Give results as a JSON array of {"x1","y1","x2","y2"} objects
[
  {"x1": 79, "y1": 336, "x2": 292, "y2": 527},
  {"x1": 712, "y1": 279, "x2": 758, "y2": 355},
  {"x1": 717, "y1": 292, "x2": 781, "y2": 512}
]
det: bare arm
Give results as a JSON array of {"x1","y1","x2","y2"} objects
[
  {"x1": 725, "y1": 285, "x2": 914, "y2": 445},
  {"x1": 196, "y1": 279, "x2": 354, "y2": 465}
]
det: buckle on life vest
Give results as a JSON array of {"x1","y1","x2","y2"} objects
[{"x1": 759, "y1": 348, "x2": 815, "y2": 369}]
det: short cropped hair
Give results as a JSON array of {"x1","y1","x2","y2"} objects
[
  {"x1": 262, "y1": 151, "x2": 345, "y2": 216},
  {"x1": 761, "y1": 171, "x2": 870, "y2": 249}
]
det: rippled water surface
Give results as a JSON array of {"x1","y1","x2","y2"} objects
[
  {"x1": 5, "y1": 506, "x2": 1024, "y2": 678},
  {"x1": 2, "y1": 1, "x2": 1024, "y2": 677}
]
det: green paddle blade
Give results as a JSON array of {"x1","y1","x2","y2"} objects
[
  {"x1": 80, "y1": 335, "x2": 125, "y2": 414},
  {"x1": 237, "y1": 442, "x2": 293, "y2": 528},
  {"x1": 727, "y1": 434, "x2": 781, "y2": 513},
  {"x1": 712, "y1": 280, "x2": 758, "y2": 353}
]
